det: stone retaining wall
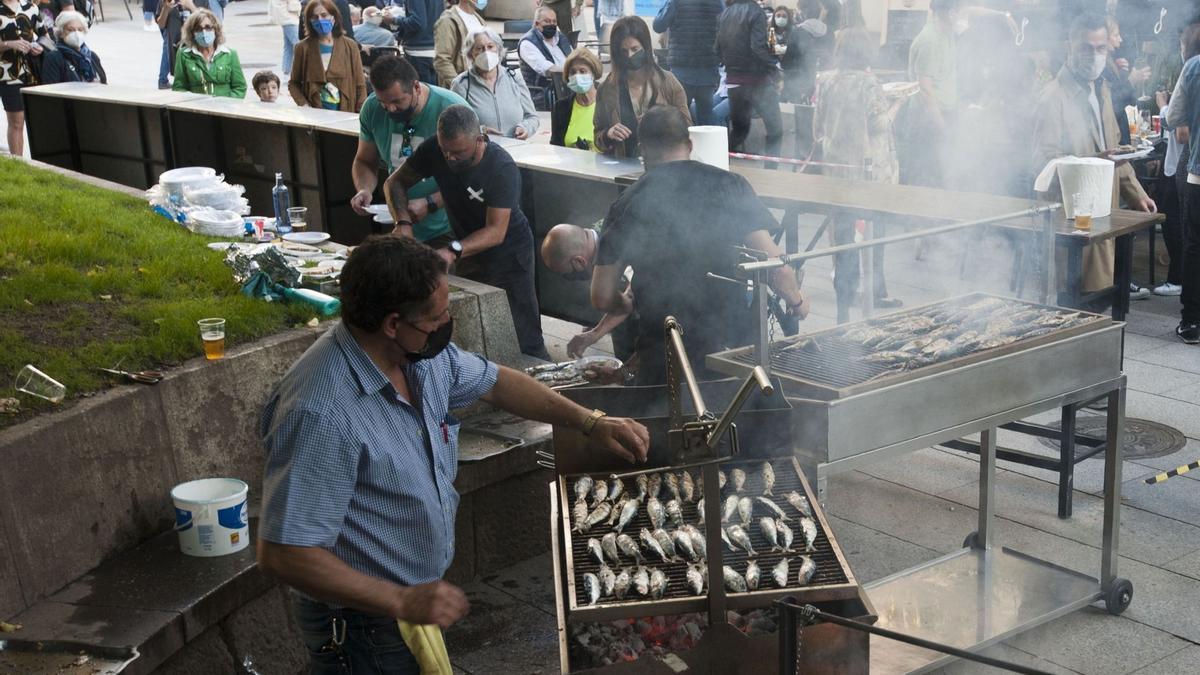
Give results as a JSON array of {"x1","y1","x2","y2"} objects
[{"x1": 0, "y1": 276, "x2": 525, "y2": 622}]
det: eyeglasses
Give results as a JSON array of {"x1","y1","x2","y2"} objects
[{"x1": 198, "y1": 24, "x2": 215, "y2": 30}]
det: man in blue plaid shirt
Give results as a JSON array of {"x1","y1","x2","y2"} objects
[{"x1": 258, "y1": 236, "x2": 649, "y2": 673}]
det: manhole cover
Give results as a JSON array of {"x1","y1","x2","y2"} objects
[{"x1": 1037, "y1": 417, "x2": 1187, "y2": 460}]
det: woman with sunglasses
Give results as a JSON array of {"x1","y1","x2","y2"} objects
[{"x1": 172, "y1": 8, "x2": 246, "y2": 97}]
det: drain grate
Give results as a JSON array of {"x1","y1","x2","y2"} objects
[{"x1": 1037, "y1": 417, "x2": 1187, "y2": 460}]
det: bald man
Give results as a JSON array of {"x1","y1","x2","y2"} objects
[{"x1": 541, "y1": 223, "x2": 636, "y2": 360}]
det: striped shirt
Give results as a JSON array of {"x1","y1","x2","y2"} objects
[{"x1": 259, "y1": 321, "x2": 498, "y2": 587}]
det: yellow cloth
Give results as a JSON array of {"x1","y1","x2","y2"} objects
[
  {"x1": 397, "y1": 621, "x2": 452, "y2": 675},
  {"x1": 564, "y1": 98, "x2": 598, "y2": 152}
]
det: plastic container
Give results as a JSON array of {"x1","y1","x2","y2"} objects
[
  {"x1": 159, "y1": 167, "x2": 219, "y2": 199},
  {"x1": 189, "y1": 208, "x2": 245, "y2": 237},
  {"x1": 184, "y1": 182, "x2": 246, "y2": 210},
  {"x1": 171, "y1": 478, "x2": 249, "y2": 557}
]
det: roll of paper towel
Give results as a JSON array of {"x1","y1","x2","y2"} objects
[
  {"x1": 689, "y1": 126, "x2": 729, "y2": 170},
  {"x1": 1033, "y1": 156, "x2": 1114, "y2": 219}
]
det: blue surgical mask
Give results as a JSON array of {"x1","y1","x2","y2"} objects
[
  {"x1": 195, "y1": 29, "x2": 215, "y2": 47},
  {"x1": 474, "y1": 0, "x2": 488, "y2": 11},
  {"x1": 567, "y1": 73, "x2": 593, "y2": 94},
  {"x1": 311, "y1": 18, "x2": 335, "y2": 35}
]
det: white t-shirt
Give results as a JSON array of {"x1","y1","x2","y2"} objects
[{"x1": 457, "y1": 7, "x2": 484, "y2": 36}]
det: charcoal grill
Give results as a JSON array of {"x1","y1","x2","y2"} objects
[
  {"x1": 559, "y1": 459, "x2": 858, "y2": 621},
  {"x1": 546, "y1": 319, "x2": 875, "y2": 674},
  {"x1": 707, "y1": 293, "x2": 1123, "y2": 477},
  {"x1": 705, "y1": 292, "x2": 1131, "y2": 673}
]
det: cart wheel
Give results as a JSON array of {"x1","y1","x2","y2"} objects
[
  {"x1": 1105, "y1": 578, "x2": 1133, "y2": 615},
  {"x1": 963, "y1": 531, "x2": 979, "y2": 549}
]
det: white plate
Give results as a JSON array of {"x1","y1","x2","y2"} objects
[
  {"x1": 1111, "y1": 147, "x2": 1153, "y2": 162},
  {"x1": 283, "y1": 231, "x2": 331, "y2": 245},
  {"x1": 364, "y1": 204, "x2": 390, "y2": 215}
]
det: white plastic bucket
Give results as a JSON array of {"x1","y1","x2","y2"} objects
[{"x1": 171, "y1": 478, "x2": 249, "y2": 557}]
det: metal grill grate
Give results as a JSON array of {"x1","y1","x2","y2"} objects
[
  {"x1": 732, "y1": 338, "x2": 893, "y2": 388},
  {"x1": 730, "y1": 296, "x2": 1102, "y2": 390},
  {"x1": 565, "y1": 459, "x2": 849, "y2": 610}
]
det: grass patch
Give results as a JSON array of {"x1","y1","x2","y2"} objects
[{"x1": 0, "y1": 158, "x2": 322, "y2": 427}]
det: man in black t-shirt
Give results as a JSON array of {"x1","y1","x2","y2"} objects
[
  {"x1": 383, "y1": 104, "x2": 549, "y2": 360},
  {"x1": 591, "y1": 106, "x2": 810, "y2": 385}
]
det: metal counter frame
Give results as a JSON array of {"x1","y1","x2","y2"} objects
[
  {"x1": 22, "y1": 83, "x2": 208, "y2": 190},
  {"x1": 862, "y1": 377, "x2": 1130, "y2": 674},
  {"x1": 21, "y1": 83, "x2": 379, "y2": 243}
]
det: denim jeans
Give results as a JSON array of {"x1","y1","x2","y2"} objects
[
  {"x1": 1181, "y1": 181, "x2": 1200, "y2": 324},
  {"x1": 711, "y1": 93, "x2": 730, "y2": 127},
  {"x1": 832, "y1": 216, "x2": 888, "y2": 324},
  {"x1": 293, "y1": 595, "x2": 421, "y2": 675},
  {"x1": 158, "y1": 28, "x2": 171, "y2": 87},
  {"x1": 281, "y1": 24, "x2": 300, "y2": 74},
  {"x1": 682, "y1": 83, "x2": 716, "y2": 126},
  {"x1": 208, "y1": 0, "x2": 224, "y2": 22},
  {"x1": 727, "y1": 82, "x2": 782, "y2": 168}
]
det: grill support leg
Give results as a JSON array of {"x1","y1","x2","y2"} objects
[
  {"x1": 1058, "y1": 405, "x2": 1077, "y2": 519},
  {"x1": 1101, "y1": 386, "x2": 1125, "y2": 588},
  {"x1": 777, "y1": 596, "x2": 798, "y2": 675},
  {"x1": 976, "y1": 428, "x2": 997, "y2": 549}
]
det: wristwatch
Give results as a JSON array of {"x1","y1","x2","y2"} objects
[
  {"x1": 448, "y1": 239, "x2": 464, "y2": 260},
  {"x1": 425, "y1": 195, "x2": 438, "y2": 213},
  {"x1": 581, "y1": 408, "x2": 607, "y2": 436}
]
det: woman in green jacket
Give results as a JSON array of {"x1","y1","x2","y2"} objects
[{"x1": 172, "y1": 9, "x2": 247, "y2": 97}]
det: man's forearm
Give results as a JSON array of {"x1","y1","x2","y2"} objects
[
  {"x1": 353, "y1": 158, "x2": 379, "y2": 196},
  {"x1": 591, "y1": 310, "x2": 629, "y2": 338},
  {"x1": 769, "y1": 265, "x2": 803, "y2": 304},
  {"x1": 483, "y1": 366, "x2": 592, "y2": 430},
  {"x1": 383, "y1": 172, "x2": 413, "y2": 224},
  {"x1": 259, "y1": 541, "x2": 405, "y2": 617}
]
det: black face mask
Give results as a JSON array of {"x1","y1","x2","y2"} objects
[
  {"x1": 447, "y1": 156, "x2": 474, "y2": 173},
  {"x1": 389, "y1": 106, "x2": 416, "y2": 123},
  {"x1": 446, "y1": 139, "x2": 482, "y2": 173},
  {"x1": 405, "y1": 318, "x2": 454, "y2": 361},
  {"x1": 541, "y1": 24, "x2": 557, "y2": 39},
  {"x1": 619, "y1": 49, "x2": 647, "y2": 71}
]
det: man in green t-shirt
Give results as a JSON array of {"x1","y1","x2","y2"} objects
[{"x1": 351, "y1": 56, "x2": 467, "y2": 243}]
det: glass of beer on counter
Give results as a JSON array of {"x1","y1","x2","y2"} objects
[
  {"x1": 198, "y1": 318, "x2": 226, "y2": 360},
  {"x1": 1072, "y1": 193, "x2": 1093, "y2": 232},
  {"x1": 287, "y1": 206, "x2": 307, "y2": 232}
]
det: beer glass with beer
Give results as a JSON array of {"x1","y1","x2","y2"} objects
[
  {"x1": 1071, "y1": 192, "x2": 1093, "y2": 232},
  {"x1": 198, "y1": 318, "x2": 226, "y2": 360}
]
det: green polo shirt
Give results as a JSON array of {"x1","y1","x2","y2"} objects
[
  {"x1": 359, "y1": 85, "x2": 466, "y2": 241},
  {"x1": 908, "y1": 22, "x2": 958, "y2": 113}
]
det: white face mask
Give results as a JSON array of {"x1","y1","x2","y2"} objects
[
  {"x1": 473, "y1": 50, "x2": 499, "y2": 72},
  {"x1": 64, "y1": 31, "x2": 85, "y2": 48},
  {"x1": 1074, "y1": 51, "x2": 1107, "y2": 81},
  {"x1": 364, "y1": 13, "x2": 383, "y2": 25}
]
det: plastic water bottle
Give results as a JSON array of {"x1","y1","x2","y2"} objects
[{"x1": 272, "y1": 173, "x2": 292, "y2": 234}]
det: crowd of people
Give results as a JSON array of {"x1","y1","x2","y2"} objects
[{"x1": 1, "y1": 0, "x2": 1196, "y2": 343}]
